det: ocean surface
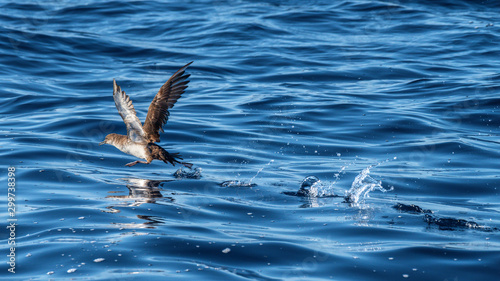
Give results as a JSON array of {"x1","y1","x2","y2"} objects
[{"x1": 1, "y1": 0, "x2": 499, "y2": 280}]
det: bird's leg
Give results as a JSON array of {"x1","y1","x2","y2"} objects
[
  {"x1": 125, "y1": 160, "x2": 149, "y2": 167},
  {"x1": 180, "y1": 162, "x2": 193, "y2": 169}
]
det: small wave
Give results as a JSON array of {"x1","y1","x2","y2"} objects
[
  {"x1": 393, "y1": 203, "x2": 433, "y2": 214},
  {"x1": 394, "y1": 203, "x2": 497, "y2": 232},
  {"x1": 424, "y1": 214, "x2": 497, "y2": 232}
]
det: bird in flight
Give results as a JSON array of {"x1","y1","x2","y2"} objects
[{"x1": 99, "y1": 62, "x2": 193, "y2": 168}]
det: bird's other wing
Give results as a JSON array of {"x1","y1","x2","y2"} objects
[
  {"x1": 113, "y1": 79, "x2": 146, "y2": 143},
  {"x1": 143, "y1": 61, "x2": 192, "y2": 143}
]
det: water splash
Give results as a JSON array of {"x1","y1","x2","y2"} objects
[
  {"x1": 345, "y1": 165, "x2": 392, "y2": 204},
  {"x1": 248, "y1": 159, "x2": 274, "y2": 185},
  {"x1": 173, "y1": 167, "x2": 203, "y2": 179},
  {"x1": 298, "y1": 164, "x2": 353, "y2": 197},
  {"x1": 221, "y1": 160, "x2": 274, "y2": 187},
  {"x1": 220, "y1": 180, "x2": 257, "y2": 188},
  {"x1": 293, "y1": 175, "x2": 340, "y2": 197},
  {"x1": 297, "y1": 176, "x2": 322, "y2": 197},
  {"x1": 286, "y1": 157, "x2": 397, "y2": 199},
  {"x1": 331, "y1": 165, "x2": 347, "y2": 186}
]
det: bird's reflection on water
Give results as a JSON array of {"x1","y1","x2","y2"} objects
[
  {"x1": 107, "y1": 178, "x2": 173, "y2": 204},
  {"x1": 104, "y1": 178, "x2": 175, "y2": 224},
  {"x1": 104, "y1": 178, "x2": 178, "y2": 228}
]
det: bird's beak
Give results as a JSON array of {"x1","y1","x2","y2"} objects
[{"x1": 99, "y1": 141, "x2": 106, "y2": 146}]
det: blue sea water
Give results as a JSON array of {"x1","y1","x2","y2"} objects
[{"x1": 1, "y1": 0, "x2": 499, "y2": 280}]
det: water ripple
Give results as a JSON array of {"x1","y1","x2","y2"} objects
[{"x1": 1, "y1": 0, "x2": 499, "y2": 279}]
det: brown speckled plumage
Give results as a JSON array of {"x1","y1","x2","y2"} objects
[
  {"x1": 147, "y1": 143, "x2": 192, "y2": 168},
  {"x1": 99, "y1": 62, "x2": 194, "y2": 168}
]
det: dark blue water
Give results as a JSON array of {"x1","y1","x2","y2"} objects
[{"x1": 1, "y1": 0, "x2": 499, "y2": 280}]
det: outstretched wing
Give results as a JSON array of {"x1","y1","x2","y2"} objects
[
  {"x1": 113, "y1": 79, "x2": 146, "y2": 143},
  {"x1": 143, "y1": 61, "x2": 192, "y2": 143}
]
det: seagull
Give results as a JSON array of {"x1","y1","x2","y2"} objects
[{"x1": 99, "y1": 62, "x2": 193, "y2": 168}]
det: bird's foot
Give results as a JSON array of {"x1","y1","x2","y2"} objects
[{"x1": 125, "y1": 160, "x2": 149, "y2": 167}]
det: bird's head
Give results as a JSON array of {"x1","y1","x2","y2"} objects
[{"x1": 99, "y1": 133, "x2": 118, "y2": 146}]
